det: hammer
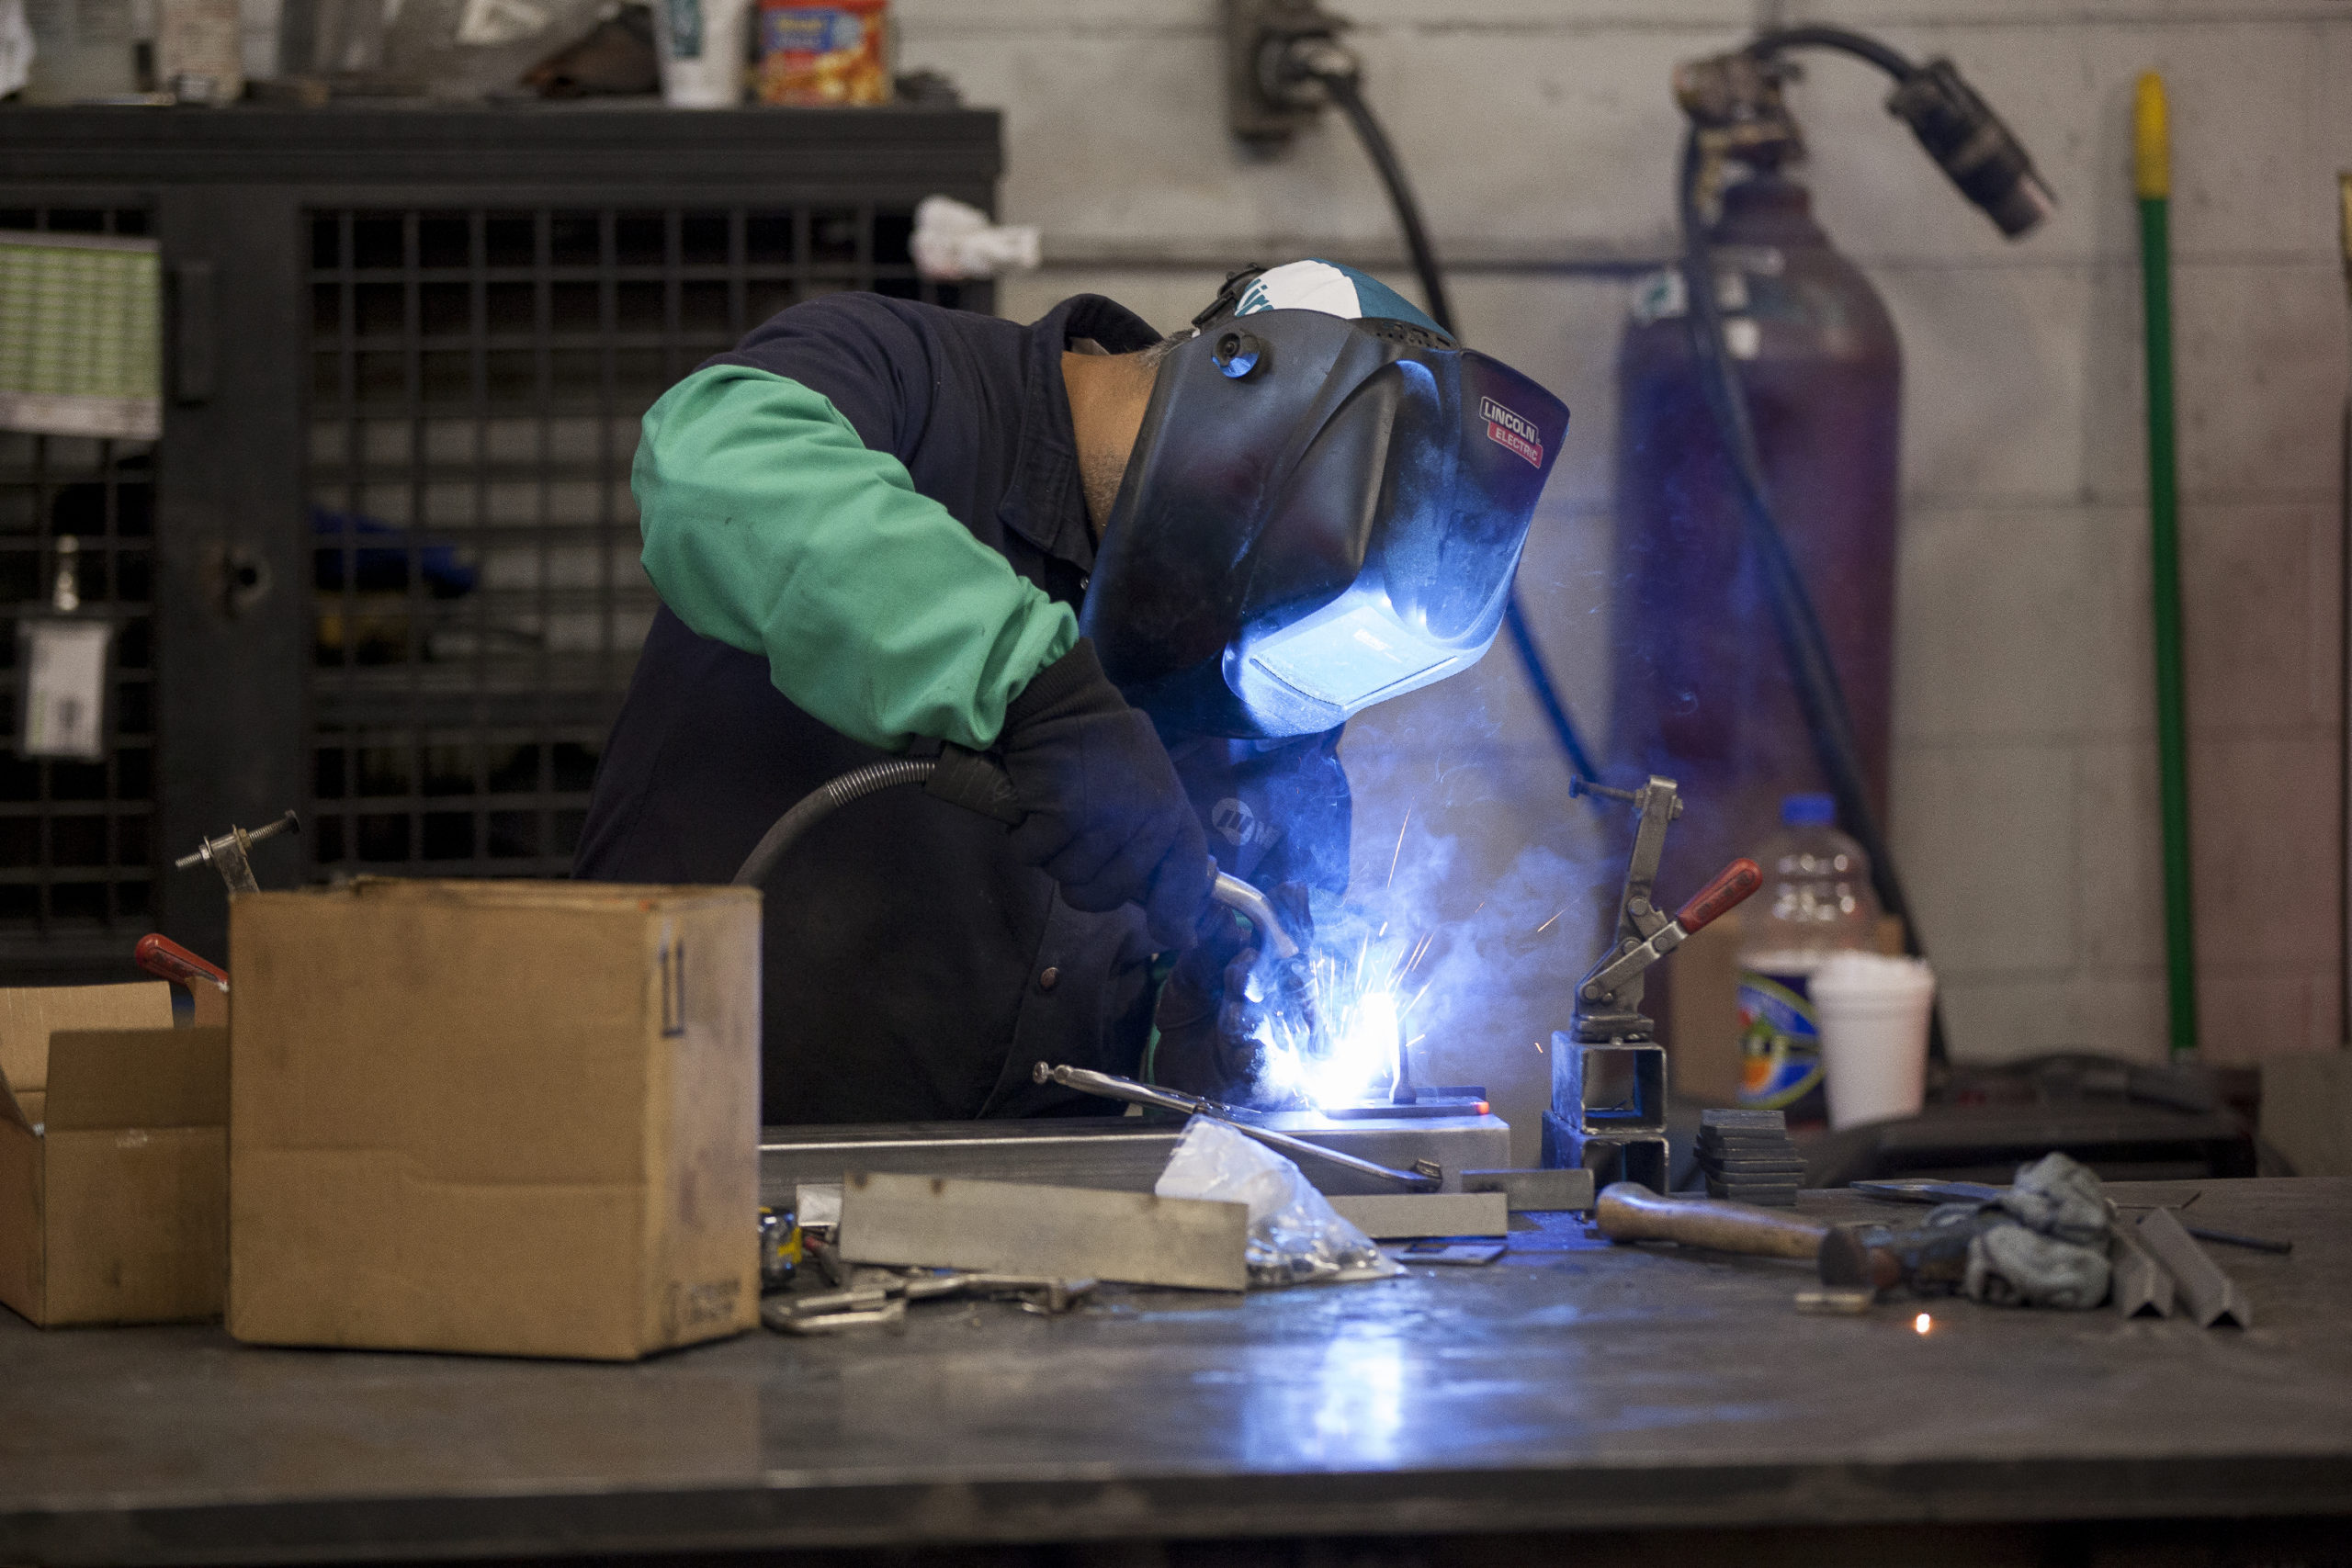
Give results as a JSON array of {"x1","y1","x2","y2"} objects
[{"x1": 1596, "y1": 1184, "x2": 1975, "y2": 1293}]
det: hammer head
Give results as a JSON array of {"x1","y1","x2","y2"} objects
[{"x1": 1820, "y1": 1203, "x2": 1994, "y2": 1296}]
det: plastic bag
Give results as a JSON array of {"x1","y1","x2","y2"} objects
[{"x1": 1154, "y1": 1116, "x2": 1400, "y2": 1289}]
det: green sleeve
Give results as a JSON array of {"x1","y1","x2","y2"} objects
[{"x1": 633, "y1": 364, "x2": 1079, "y2": 752}]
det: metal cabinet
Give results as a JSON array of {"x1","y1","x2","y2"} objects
[{"x1": 0, "y1": 105, "x2": 1001, "y2": 976}]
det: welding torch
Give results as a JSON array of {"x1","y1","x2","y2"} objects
[{"x1": 734, "y1": 744, "x2": 1319, "y2": 1040}]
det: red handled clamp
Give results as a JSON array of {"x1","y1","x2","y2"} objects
[
  {"x1": 134, "y1": 933, "x2": 229, "y2": 995},
  {"x1": 1577, "y1": 857, "x2": 1762, "y2": 1008}
]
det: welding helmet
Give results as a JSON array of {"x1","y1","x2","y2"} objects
[{"x1": 1079, "y1": 259, "x2": 1569, "y2": 739}]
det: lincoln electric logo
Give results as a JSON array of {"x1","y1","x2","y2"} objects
[{"x1": 1481, "y1": 397, "x2": 1543, "y2": 468}]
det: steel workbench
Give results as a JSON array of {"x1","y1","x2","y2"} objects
[{"x1": 2, "y1": 1178, "x2": 2346, "y2": 1566}]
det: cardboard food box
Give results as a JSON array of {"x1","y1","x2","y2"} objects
[
  {"x1": 229, "y1": 879, "x2": 762, "y2": 1360},
  {"x1": 0, "y1": 980, "x2": 227, "y2": 1326}
]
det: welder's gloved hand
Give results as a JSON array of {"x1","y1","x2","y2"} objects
[
  {"x1": 999, "y1": 638, "x2": 1210, "y2": 950},
  {"x1": 1153, "y1": 884, "x2": 1315, "y2": 1105}
]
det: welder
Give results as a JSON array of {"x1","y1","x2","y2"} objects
[{"x1": 575, "y1": 260, "x2": 1566, "y2": 1125}]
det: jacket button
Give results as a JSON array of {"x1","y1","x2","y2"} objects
[{"x1": 1038, "y1": 966, "x2": 1060, "y2": 992}]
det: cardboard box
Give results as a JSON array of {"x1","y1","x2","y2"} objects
[
  {"x1": 229, "y1": 879, "x2": 762, "y2": 1360},
  {"x1": 0, "y1": 978, "x2": 226, "y2": 1326}
]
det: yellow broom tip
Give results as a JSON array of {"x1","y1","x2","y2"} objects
[{"x1": 2135, "y1": 73, "x2": 2170, "y2": 199}]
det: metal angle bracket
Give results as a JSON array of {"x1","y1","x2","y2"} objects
[
  {"x1": 2109, "y1": 1224, "x2": 2176, "y2": 1319},
  {"x1": 2135, "y1": 1206, "x2": 2251, "y2": 1328}
]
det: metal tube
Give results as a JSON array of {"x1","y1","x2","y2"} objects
[{"x1": 1033, "y1": 1063, "x2": 1439, "y2": 1190}]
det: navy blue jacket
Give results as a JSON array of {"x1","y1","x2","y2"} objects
[{"x1": 576, "y1": 292, "x2": 1349, "y2": 1125}]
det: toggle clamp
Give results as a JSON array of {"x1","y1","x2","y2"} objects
[{"x1": 1543, "y1": 774, "x2": 1762, "y2": 1190}]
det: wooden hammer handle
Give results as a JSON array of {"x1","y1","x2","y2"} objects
[{"x1": 1596, "y1": 1183, "x2": 1828, "y2": 1259}]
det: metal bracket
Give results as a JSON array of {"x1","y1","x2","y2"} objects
[
  {"x1": 1542, "y1": 1037, "x2": 1669, "y2": 1193},
  {"x1": 175, "y1": 809, "x2": 300, "y2": 897},
  {"x1": 1566, "y1": 774, "x2": 1685, "y2": 1035}
]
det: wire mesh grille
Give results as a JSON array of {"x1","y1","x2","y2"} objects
[
  {"x1": 0, "y1": 204, "x2": 155, "y2": 942},
  {"x1": 303, "y1": 203, "x2": 970, "y2": 877}
]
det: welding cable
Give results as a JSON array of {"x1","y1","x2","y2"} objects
[
  {"x1": 1319, "y1": 71, "x2": 1457, "y2": 344},
  {"x1": 1742, "y1": 24, "x2": 1915, "y2": 79},
  {"x1": 1311, "y1": 59, "x2": 1605, "y2": 793},
  {"x1": 730, "y1": 758, "x2": 938, "y2": 888},
  {"x1": 1672, "y1": 127, "x2": 1951, "y2": 1069}
]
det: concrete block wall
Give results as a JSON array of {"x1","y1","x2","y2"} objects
[{"x1": 897, "y1": 0, "x2": 2352, "y2": 1154}]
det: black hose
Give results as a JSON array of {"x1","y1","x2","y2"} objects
[
  {"x1": 1673, "y1": 128, "x2": 1950, "y2": 1068},
  {"x1": 731, "y1": 759, "x2": 938, "y2": 888},
  {"x1": 1318, "y1": 64, "x2": 1604, "y2": 792},
  {"x1": 1745, "y1": 25, "x2": 1915, "y2": 79},
  {"x1": 1502, "y1": 597, "x2": 1600, "y2": 782},
  {"x1": 1322, "y1": 72, "x2": 1456, "y2": 339}
]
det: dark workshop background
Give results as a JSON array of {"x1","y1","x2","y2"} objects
[{"x1": 23, "y1": 0, "x2": 2352, "y2": 1166}]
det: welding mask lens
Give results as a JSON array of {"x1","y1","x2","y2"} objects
[{"x1": 1082, "y1": 309, "x2": 1566, "y2": 739}]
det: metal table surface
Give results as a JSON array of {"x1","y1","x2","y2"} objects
[{"x1": 1, "y1": 1179, "x2": 2346, "y2": 1565}]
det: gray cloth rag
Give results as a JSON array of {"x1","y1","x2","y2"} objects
[
  {"x1": 1999, "y1": 1151, "x2": 2111, "y2": 1247},
  {"x1": 1966, "y1": 1223, "x2": 2112, "y2": 1309}
]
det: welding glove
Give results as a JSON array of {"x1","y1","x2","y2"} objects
[
  {"x1": 998, "y1": 638, "x2": 1211, "y2": 951},
  {"x1": 1153, "y1": 883, "x2": 1314, "y2": 1104}
]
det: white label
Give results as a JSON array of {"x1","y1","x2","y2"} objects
[{"x1": 19, "y1": 618, "x2": 110, "y2": 761}]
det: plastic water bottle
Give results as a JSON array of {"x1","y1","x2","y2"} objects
[{"x1": 1735, "y1": 793, "x2": 1881, "y2": 1122}]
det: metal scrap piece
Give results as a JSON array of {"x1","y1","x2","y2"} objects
[
  {"x1": 776, "y1": 1286, "x2": 891, "y2": 1318},
  {"x1": 1463, "y1": 1168, "x2": 1595, "y2": 1213},
  {"x1": 764, "y1": 1297, "x2": 909, "y2": 1336},
  {"x1": 839, "y1": 1170, "x2": 1250, "y2": 1292},
  {"x1": 953, "y1": 1273, "x2": 1099, "y2": 1313},
  {"x1": 2135, "y1": 1207, "x2": 2253, "y2": 1328},
  {"x1": 1390, "y1": 1241, "x2": 1505, "y2": 1266},
  {"x1": 1330, "y1": 1192, "x2": 1508, "y2": 1239},
  {"x1": 1794, "y1": 1288, "x2": 1874, "y2": 1315}
]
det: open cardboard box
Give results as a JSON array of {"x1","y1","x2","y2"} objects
[{"x1": 0, "y1": 982, "x2": 228, "y2": 1326}]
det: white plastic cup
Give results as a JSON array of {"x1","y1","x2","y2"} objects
[
  {"x1": 654, "y1": 0, "x2": 752, "y2": 107},
  {"x1": 1807, "y1": 953, "x2": 1936, "y2": 1131}
]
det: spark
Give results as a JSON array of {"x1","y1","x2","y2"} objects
[
  {"x1": 1377, "y1": 921, "x2": 1388, "y2": 938},
  {"x1": 1399, "y1": 978, "x2": 1435, "y2": 1018},
  {"x1": 1385, "y1": 807, "x2": 1412, "y2": 888},
  {"x1": 1913, "y1": 1313, "x2": 1932, "y2": 1336},
  {"x1": 1534, "y1": 1039, "x2": 1545, "y2": 1055},
  {"x1": 1406, "y1": 1033, "x2": 1426, "y2": 1051},
  {"x1": 1534, "y1": 908, "x2": 1564, "y2": 935}
]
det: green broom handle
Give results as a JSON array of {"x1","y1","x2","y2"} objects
[{"x1": 2138, "y1": 72, "x2": 2199, "y2": 1061}]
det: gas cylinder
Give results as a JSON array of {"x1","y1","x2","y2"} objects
[{"x1": 1611, "y1": 171, "x2": 1902, "y2": 919}]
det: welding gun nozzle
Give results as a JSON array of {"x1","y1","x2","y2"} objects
[{"x1": 1207, "y1": 869, "x2": 1303, "y2": 962}]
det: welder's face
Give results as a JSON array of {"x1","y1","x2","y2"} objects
[{"x1": 1079, "y1": 310, "x2": 1568, "y2": 740}]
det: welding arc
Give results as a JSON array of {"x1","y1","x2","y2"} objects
[
  {"x1": 1316, "y1": 65, "x2": 1605, "y2": 791},
  {"x1": 1673, "y1": 123, "x2": 1949, "y2": 1069}
]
